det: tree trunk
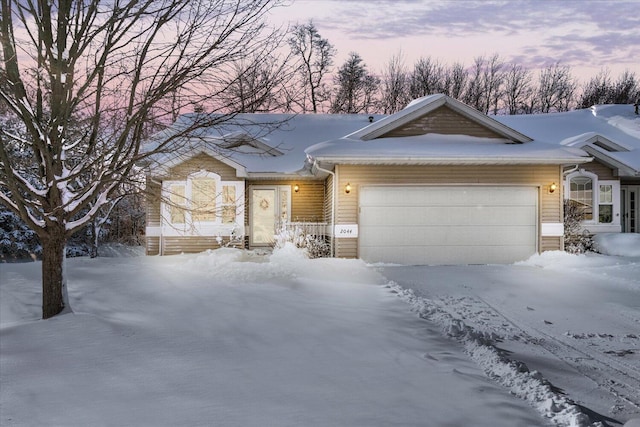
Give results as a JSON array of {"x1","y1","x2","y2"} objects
[{"x1": 41, "y1": 230, "x2": 66, "y2": 319}]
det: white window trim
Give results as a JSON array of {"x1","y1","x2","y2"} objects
[
  {"x1": 564, "y1": 170, "x2": 620, "y2": 233},
  {"x1": 161, "y1": 171, "x2": 245, "y2": 237}
]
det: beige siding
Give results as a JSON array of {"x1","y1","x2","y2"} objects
[
  {"x1": 168, "y1": 153, "x2": 239, "y2": 181},
  {"x1": 246, "y1": 180, "x2": 325, "y2": 222},
  {"x1": 146, "y1": 237, "x2": 160, "y2": 256},
  {"x1": 161, "y1": 236, "x2": 242, "y2": 256},
  {"x1": 580, "y1": 159, "x2": 616, "y2": 180},
  {"x1": 146, "y1": 177, "x2": 162, "y2": 227},
  {"x1": 324, "y1": 174, "x2": 334, "y2": 224},
  {"x1": 380, "y1": 105, "x2": 505, "y2": 140},
  {"x1": 145, "y1": 177, "x2": 162, "y2": 255},
  {"x1": 334, "y1": 164, "x2": 563, "y2": 258},
  {"x1": 541, "y1": 236, "x2": 562, "y2": 252}
]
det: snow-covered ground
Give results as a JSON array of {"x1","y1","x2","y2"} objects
[{"x1": 1, "y1": 242, "x2": 639, "y2": 427}]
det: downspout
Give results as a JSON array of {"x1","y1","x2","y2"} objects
[{"x1": 313, "y1": 160, "x2": 335, "y2": 258}]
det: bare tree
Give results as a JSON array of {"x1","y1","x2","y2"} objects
[
  {"x1": 536, "y1": 63, "x2": 577, "y2": 113},
  {"x1": 330, "y1": 52, "x2": 379, "y2": 114},
  {"x1": 448, "y1": 62, "x2": 468, "y2": 100},
  {"x1": 483, "y1": 54, "x2": 504, "y2": 115},
  {"x1": 579, "y1": 69, "x2": 612, "y2": 108},
  {"x1": 464, "y1": 56, "x2": 486, "y2": 112},
  {"x1": 408, "y1": 56, "x2": 447, "y2": 99},
  {"x1": 0, "y1": 0, "x2": 284, "y2": 319},
  {"x1": 379, "y1": 51, "x2": 410, "y2": 114},
  {"x1": 287, "y1": 21, "x2": 335, "y2": 113},
  {"x1": 463, "y1": 55, "x2": 504, "y2": 114},
  {"x1": 220, "y1": 51, "x2": 293, "y2": 113},
  {"x1": 503, "y1": 63, "x2": 534, "y2": 115},
  {"x1": 610, "y1": 70, "x2": 639, "y2": 104},
  {"x1": 579, "y1": 69, "x2": 639, "y2": 108}
]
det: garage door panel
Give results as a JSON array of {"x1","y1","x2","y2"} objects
[
  {"x1": 361, "y1": 206, "x2": 536, "y2": 227},
  {"x1": 365, "y1": 245, "x2": 536, "y2": 265},
  {"x1": 360, "y1": 225, "x2": 536, "y2": 247},
  {"x1": 359, "y1": 186, "x2": 537, "y2": 265}
]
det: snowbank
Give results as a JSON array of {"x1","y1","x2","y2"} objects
[{"x1": 593, "y1": 233, "x2": 640, "y2": 257}]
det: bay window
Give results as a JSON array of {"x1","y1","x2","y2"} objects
[{"x1": 162, "y1": 171, "x2": 244, "y2": 235}]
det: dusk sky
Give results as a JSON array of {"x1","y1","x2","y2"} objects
[{"x1": 269, "y1": 0, "x2": 639, "y2": 83}]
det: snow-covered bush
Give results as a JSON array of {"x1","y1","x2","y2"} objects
[
  {"x1": 563, "y1": 199, "x2": 594, "y2": 254},
  {"x1": 274, "y1": 223, "x2": 330, "y2": 259},
  {"x1": 0, "y1": 209, "x2": 41, "y2": 261}
]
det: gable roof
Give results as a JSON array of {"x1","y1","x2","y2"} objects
[
  {"x1": 494, "y1": 105, "x2": 640, "y2": 176},
  {"x1": 305, "y1": 95, "x2": 589, "y2": 167},
  {"x1": 143, "y1": 97, "x2": 640, "y2": 179},
  {"x1": 143, "y1": 113, "x2": 382, "y2": 178},
  {"x1": 346, "y1": 94, "x2": 533, "y2": 143}
]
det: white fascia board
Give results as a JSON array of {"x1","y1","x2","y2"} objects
[
  {"x1": 581, "y1": 146, "x2": 638, "y2": 177},
  {"x1": 309, "y1": 156, "x2": 593, "y2": 166}
]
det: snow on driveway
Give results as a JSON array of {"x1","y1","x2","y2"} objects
[
  {"x1": 1, "y1": 245, "x2": 543, "y2": 427},
  {"x1": 379, "y1": 251, "x2": 640, "y2": 427}
]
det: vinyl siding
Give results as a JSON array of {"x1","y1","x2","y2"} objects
[
  {"x1": 379, "y1": 105, "x2": 505, "y2": 139},
  {"x1": 580, "y1": 159, "x2": 616, "y2": 180},
  {"x1": 245, "y1": 180, "x2": 325, "y2": 223},
  {"x1": 145, "y1": 177, "x2": 162, "y2": 255},
  {"x1": 168, "y1": 153, "x2": 239, "y2": 181},
  {"x1": 334, "y1": 164, "x2": 563, "y2": 259},
  {"x1": 161, "y1": 236, "x2": 243, "y2": 256}
]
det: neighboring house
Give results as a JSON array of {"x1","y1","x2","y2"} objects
[
  {"x1": 496, "y1": 105, "x2": 640, "y2": 235},
  {"x1": 143, "y1": 94, "x2": 638, "y2": 265}
]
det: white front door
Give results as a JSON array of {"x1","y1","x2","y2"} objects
[{"x1": 250, "y1": 186, "x2": 291, "y2": 246}]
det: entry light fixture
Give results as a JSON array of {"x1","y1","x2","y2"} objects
[
  {"x1": 549, "y1": 182, "x2": 557, "y2": 194},
  {"x1": 345, "y1": 183, "x2": 352, "y2": 194},
  {"x1": 294, "y1": 184, "x2": 300, "y2": 193}
]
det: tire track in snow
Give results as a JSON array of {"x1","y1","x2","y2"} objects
[
  {"x1": 475, "y1": 295, "x2": 640, "y2": 414},
  {"x1": 388, "y1": 282, "x2": 614, "y2": 427}
]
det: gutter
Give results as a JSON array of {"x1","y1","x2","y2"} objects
[{"x1": 309, "y1": 156, "x2": 593, "y2": 165}]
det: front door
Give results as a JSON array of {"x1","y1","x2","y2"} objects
[
  {"x1": 250, "y1": 186, "x2": 291, "y2": 246},
  {"x1": 622, "y1": 185, "x2": 639, "y2": 233}
]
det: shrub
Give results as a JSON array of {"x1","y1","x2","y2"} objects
[
  {"x1": 563, "y1": 199, "x2": 594, "y2": 254},
  {"x1": 274, "y1": 223, "x2": 330, "y2": 259}
]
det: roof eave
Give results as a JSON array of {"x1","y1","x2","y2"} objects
[{"x1": 307, "y1": 156, "x2": 592, "y2": 166}]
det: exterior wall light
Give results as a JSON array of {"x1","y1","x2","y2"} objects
[
  {"x1": 549, "y1": 182, "x2": 557, "y2": 193},
  {"x1": 345, "y1": 183, "x2": 352, "y2": 194},
  {"x1": 294, "y1": 184, "x2": 299, "y2": 193}
]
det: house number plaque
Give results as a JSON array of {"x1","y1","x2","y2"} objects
[{"x1": 335, "y1": 224, "x2": 358, "y2": 238}]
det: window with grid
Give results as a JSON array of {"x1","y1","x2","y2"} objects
[
  {"x1": 191, "y1": 178, "x2": 217, "y2": 222},
  {"x1": 598, "y1": 184, "x2": 613, "y2": 223},
  {"x1": 570, "y1": 176, "x2": 593, "y2": 221},
  {"x1": 221, "y1": 185, "x2": 237, "y2": 224}
]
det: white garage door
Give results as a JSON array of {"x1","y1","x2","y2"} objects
[{"x1": 359, "y1": 186, "x2": 538, "y2": 265}]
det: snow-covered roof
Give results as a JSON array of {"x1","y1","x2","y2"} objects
[
  {"x1": 305, "y1": 95, "x2": 590, "y2": 167},
  {"x1": 346, "y1": 94, "x2": 533, "y2": 143},
  {"x1": 494, "y1": 105, "x2": 640, "y2": 176},
  {"x1": 143, "y1": 113, "x2": 382, "y2": 177},
  {"x1": 306, "y1": 133, "x2": 589, "y2": 166},
  {"x1": 143, "y1": 98, "x2": 640, "y2": 179}
]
